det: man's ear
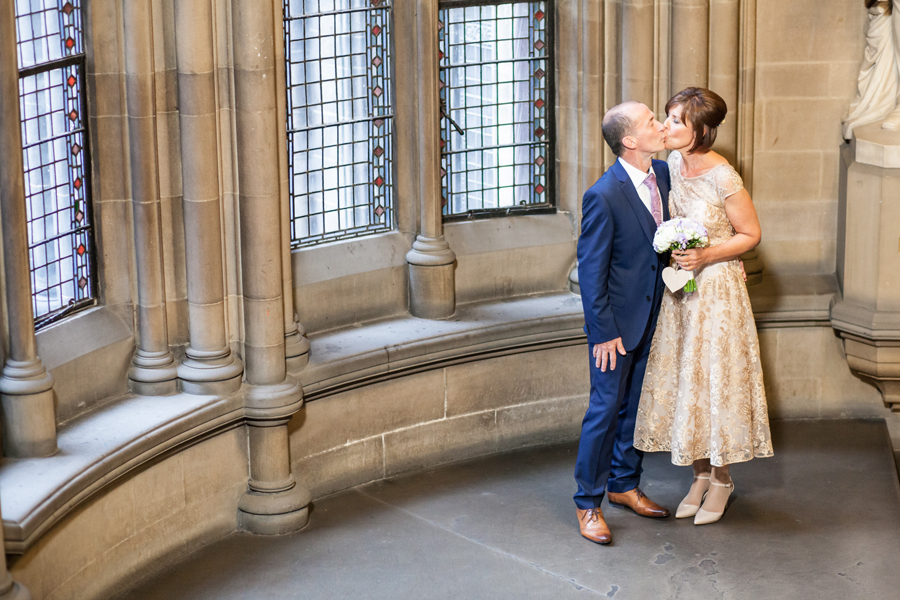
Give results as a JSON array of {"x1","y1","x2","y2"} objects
[{"x1": 622, "y1": 135, "x2": 637, "y2": 150}]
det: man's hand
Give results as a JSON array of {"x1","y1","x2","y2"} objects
[{"x1": 593, "y1": 338, "x2": 626, "y2": 372}]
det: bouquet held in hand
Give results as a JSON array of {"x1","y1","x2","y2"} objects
[{"x1": 652, "y1": 218, "x2": 709, "y2": 292}]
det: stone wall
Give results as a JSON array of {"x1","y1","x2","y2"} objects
[
  {"x1": 9, "y1": 429, "x2": 248, "y2": 600},
  {"x1": 751, "y1": 1, "x2": 866, "y2": 276}
]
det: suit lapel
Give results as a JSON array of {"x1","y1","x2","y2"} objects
[{"x1": 612, "y1": 160, "x2": 657, "y2": 245}]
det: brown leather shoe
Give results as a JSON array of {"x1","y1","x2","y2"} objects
[
  {"x1": 576, "y1": 508, "x2": 612, "y2": 544},
  {"x1": 607, "y1": 487, "x2": 670, "y2": 518}
]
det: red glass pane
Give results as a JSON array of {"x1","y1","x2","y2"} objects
[
  {"x1": 67, "y1": 75, "x2": 76, "y2": 87},
  {"x1": 71, "y1": 143, "x2": 81, "y2": 156},
  {"x1": 534, "y1": 98, "x2": 544, "y2": 109},
  {"x1": 535, "y1": 184, "x2": 544, "y2": 194},
  {"x1": 74, "y1": 178, "x2": 82, "y2": 189},
  {"x1": 65, "y1": 37, "x2": 75, "y2": 49},
  {"x1": 77, "y1": 244, "x2": 86, "y2": 256},
  {"x1": 374, "y1": 146, "x2": 384, "y2": 157},
  {"x1": 535, "y1": 10, "x2": 544, "y2": 20},
  {"x1": 534, "y1": 127, "x2": 544, "y2": 137},
  {"x1": 535, "y1": 156, "x2": 545, "y2": 167},
  {"x1": 78, "y1": 277, "x2": 88, "y2": 290},
  {"x1": 372, "y1": 25, "x2": 382, "y2": 36},
  {"x1": 534, "y1": 68, "x2": 545, "y2": 80},
  {"x1": 62, "y1": 2, "x2": 74, "y2": 15},
  {"x1": 374, "y1": 176, "x2": 384, "y2": 187},
  {"x1": 69, "y1": 109, "x2": 78, "y2": 121},
  {"x1": 534, "y1": 40, "x2": 545, "y2": 51}
]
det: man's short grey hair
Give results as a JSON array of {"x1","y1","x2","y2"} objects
[{"x1": 602, "y1": 102, "x2": 638, "y2": 157}]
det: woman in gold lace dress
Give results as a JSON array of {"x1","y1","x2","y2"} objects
[{"x1": 633, "y1": 88, "x2": 773, "y2": 525}]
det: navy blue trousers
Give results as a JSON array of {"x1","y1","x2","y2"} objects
[{"x1": 573, "y1": 324, "x2": 654, "y2": 510}]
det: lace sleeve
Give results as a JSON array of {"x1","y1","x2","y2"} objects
[{"x1": 715, "y1": 164, "x2": 744, "y2": 200}]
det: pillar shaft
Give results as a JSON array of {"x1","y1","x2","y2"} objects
[
  {"x1": 272, "y1": 4, "x2": 310, "y2": 370},
  {"x1": 174, "y1": 0, "x2": 243, "y2": 395},
  {"x1": 0, "y1": 0, "x2": 56, "y2": 457},
  {"x1": 232, "y1": 0, "x2": 308, "y2": 535},
  {"x1": 621, "y1": 0, "x2": 656, "y2": 108},
  {"x1": 233, "y1": 0, "x2": 288, "y2": 386},
  {"x1": 406, "y1": 0, "x2": 456, "y2": 319},
  {"x1": 123, "y1": 0, "x2": 178, "y2": 395},
  {"x1": 671, "y1": 0, "x2": 710, "y2": 95},
  {"x1": 709, "y1": 0, "x2": 739, "y2": 163}
]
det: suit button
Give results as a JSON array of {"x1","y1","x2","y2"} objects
[
  {"x1": 646, "y1": 295, "x2": 651, "y2": 301},
  {"x1": 651, "y1": 265, "x2": 656, "y2": 271}
]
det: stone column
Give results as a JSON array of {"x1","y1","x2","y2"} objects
[
  {"x1": 568, "y1": 0, "x2": 606, "y2": 294},
  {"x1": 670, "y1": 0, "x2": 709, "y2": 95},
  {"x1": 405, "y1": 0, "x2": 457, "y2": 319},
  {"x1": 272, "y1": 4, "x2": 310, "y2": 371},
  {"x1": 232, "y1": 0, "x2": 310, "y2": 534},
  {"x1": 173, "y1": 0, "x2": 243, "y2": 395},
  {"x1": 709, "y1": 0, "x2": 739, "y2": 163},
  {"x1": 0, "y1": 0, "x2": 57, "y2": 458},
  {"x1": 621, "y1": 0, "x2": 656, "y2": 108},
  {"x1": 0, "y1": 493, "x2": 30, "y2": 600},
  {"x1": 123, "y1": 0, "x2": 178, "y2": 395}
]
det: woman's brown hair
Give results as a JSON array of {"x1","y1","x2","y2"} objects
[{"x1": 665, "y1": 87, "x2": 727, "y2": 154}]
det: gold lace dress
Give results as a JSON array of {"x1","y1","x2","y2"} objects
[{"x1": 634, "y1": 151, "x2": 773, "y2": 467}]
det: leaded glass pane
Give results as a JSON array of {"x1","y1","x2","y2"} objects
[
  {"x1": 285, "y1": 0, "x2": 394, "y2": 247},
  {"x1": 16, "y1": 0, "x2": 94, "y2": 327},
  {"x1": 439, "y1": 1, "x2": 552, "y2": 219}
]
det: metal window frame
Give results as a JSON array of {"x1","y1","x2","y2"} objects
[
  {"x1": 283, "y1": 0, "x2": 398, "y2": 248},
  {"x1": 438, "y1": 0, "x2": 555, "y2": 223},
  {"x1": 19, "y1": 53, "x2": 98, "y2": 330}
]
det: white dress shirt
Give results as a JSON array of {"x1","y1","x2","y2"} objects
[{"x1": 617, "y1": 157, "x2": 658, "y2": 216}]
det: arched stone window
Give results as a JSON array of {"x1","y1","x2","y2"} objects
[
  {"x1": 439, "y1": 0, "x2": 552, "y2": 220},
  {"x1": 15, "y1": 0, "x2": 95, "y2": 328},
  {"x1": 284, "y1": 0, "x2": 395, "y2": 247}
]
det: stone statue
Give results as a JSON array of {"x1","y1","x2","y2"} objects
[{"x1": 843, "y1": 1, "x2": 900, "y2": 139}]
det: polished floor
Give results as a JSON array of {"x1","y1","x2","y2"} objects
[{"x1": 117, "y1": 420, "x2": 900, "y2": 600}]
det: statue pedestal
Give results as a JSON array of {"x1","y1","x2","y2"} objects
[{"x1": 832, "y1": 122, "x2": 900, "y2": 411}]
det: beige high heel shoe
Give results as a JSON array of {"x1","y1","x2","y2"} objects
[
  {"x1": 675, "y1": 473, "x2": 710, "y2": 519},
  {"x1": 694, "y1": 480, "x2": 734, "y2": 525}
]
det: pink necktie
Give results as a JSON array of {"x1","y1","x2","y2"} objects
[{"x1": 643, "y1": 171, "x2": 663, "y2": 226}]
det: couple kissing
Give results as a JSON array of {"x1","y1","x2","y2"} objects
[{"x1": 574, "y1": 88, "x2": 774, "y2": 545}]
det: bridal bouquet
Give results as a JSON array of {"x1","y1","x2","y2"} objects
[{"x1": 652, "y1": 218, "x2": 709, "y2": 293}]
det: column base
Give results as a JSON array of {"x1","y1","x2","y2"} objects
[
  {"x1": 284, "y1": 324, "x2": 311, "y2": 372},
  {"x1": 407, "y1": 235, "x2": 456, "y2": 320},
  {"x1": 0, "y1": 581, "x2": 31, "y2": 600},
  {"x1": 238, "y1": 482, "x2": 311, "y2": 535},
  {"x1": 177, "y1": 348, "x2": 244, "y2": 396},
  {"x1": 0, "y1": 359, "x2": 57, "y2": 458},
  {"x1": 568, "y1": 262, "x2": 580, "y2": 295},
  {"x1": 129, "y1": 349, "x2": 178, "y2": 396},
  {"x1": 244, "y1": 376, "x2": 304, "y2": 420}
]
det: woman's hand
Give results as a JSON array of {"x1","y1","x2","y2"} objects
[{"x1": 672, "y1": 247, "x2": 710, "y2": 271}]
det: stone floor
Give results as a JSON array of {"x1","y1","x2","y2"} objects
[{"x1": 116, "y1": 420, "x2": 900, "y2": 600}]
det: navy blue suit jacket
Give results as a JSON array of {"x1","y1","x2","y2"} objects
[{"x1": 577, "y1": 158, "x2": 671, "y2": 351}]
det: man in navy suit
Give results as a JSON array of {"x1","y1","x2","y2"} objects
[{"x1": 574, "y1": 101, "x2": 672, "y2": 544}]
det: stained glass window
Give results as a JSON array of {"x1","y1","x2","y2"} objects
[
  {"x1": 16, "y1": 0, "x2": 95, "y2": 328},
  {"x1": 438, "y1": 1, "x2": 552, "y2": 220},
  {"x1": 284, "y1": 0, "x2": 394, "y2": 247}
]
